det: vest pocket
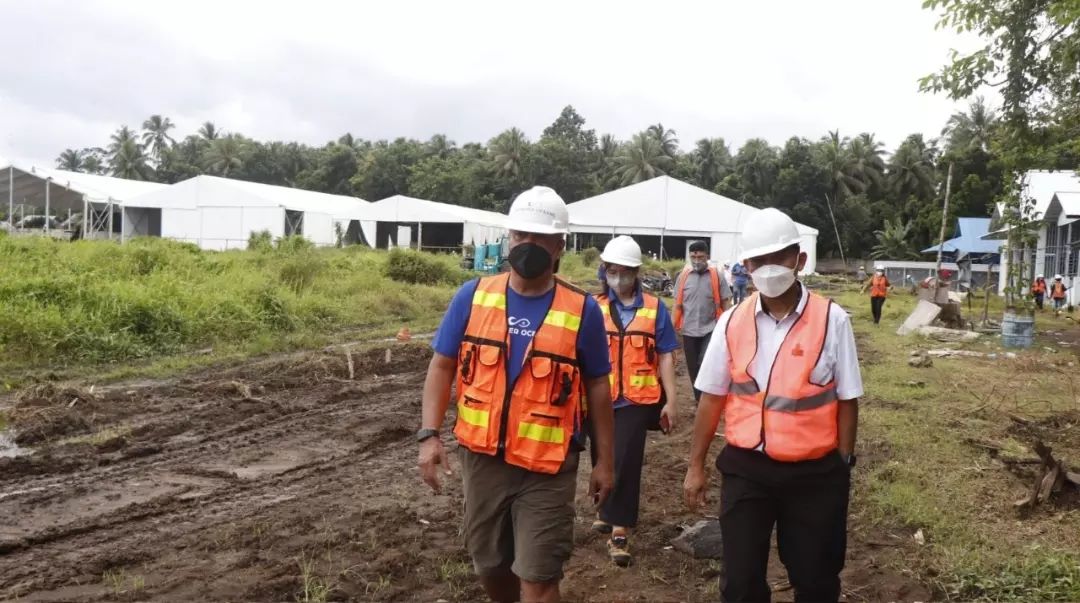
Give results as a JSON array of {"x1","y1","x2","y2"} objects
[{"x1": 460, "y1": 343, "x2": 502, "y2": 394}]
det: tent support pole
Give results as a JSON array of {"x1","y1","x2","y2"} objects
[
  {"x1": 82, "y1": 197, "x2": 88, "y2": 238},
  {"x1": 660, "y1": 229, "x2": 665, "y2": 260},
  {"x1": 418, "y1": 222, "x2": 423, "y2": 251},
  {"x1": 107, "y1": 199, "x2": 114, "y2": 241},
  {"x1": 45, "y1": 179, "x2": 50, "y2": 234},
  {"x1": 7, "y1": 166, "x2": 12, "y2": 230}
]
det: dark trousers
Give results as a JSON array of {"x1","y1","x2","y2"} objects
[
  {"x1": 597, "y1": 403, "x2": 660, "y2": 528},
  {"x1": 870, "y1": 296, "x2": 885, "y2": 324},
  {"x1": 1035, "y1": 293, "x2": 1045, "y2": 309},
  {"x1": 720, "y1": 460, "x2": 851, "y2": 603},
  {"x1": 682, "y1": 332, "x2": 713, "y2": 402}
]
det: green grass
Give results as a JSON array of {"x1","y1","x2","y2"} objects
[
  {"x1": 0, "y1": 236, "x2": 466, "y2": 379},
  {"x1": 828, "y1": 283, "x2": 1080, "y2": 601}
]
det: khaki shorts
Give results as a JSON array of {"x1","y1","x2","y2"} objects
[{"x1": 458, "y1": 448, "x2": 580, "y2": 583}]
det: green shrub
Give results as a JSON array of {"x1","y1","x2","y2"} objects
[
  {"x1": 581, "y1": 247, "x2": 600, "y2": 266},
  {"x1": 248, "y1": 230, "x2": 274, "y2": 252},
  {"x1": 384, "y1": 249, "x2": 464, "y2": 285},
  {"x1": 275, "y1": 235, "x2": 314, "y2": 253},
  {"x1": 279, "y1": 252, "x2": 325, "y2": 294}
]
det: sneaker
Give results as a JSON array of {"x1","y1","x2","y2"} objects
[
  {"x1": 591, "y1": 518, "x2": 612, "y2": 534},
  {"x1": 608, "y1": 535, "x2": 632, "y2": 567}
]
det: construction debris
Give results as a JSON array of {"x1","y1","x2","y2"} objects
[
  {"x1": 1014, "y1": 441, "x2": 1080, "y2": 509},
  {"x1": 898, "y1": 300, "x2": 943, "y2": 336},
  {"x1": 908, "y1": 351, "x2": 933, "y2": 368},
  {"x1": 916, "y1": 326, "x2": 981, "y2": 343},
  {"x1": 672, "y1": 519, "x2": 723, "y2": 559}
]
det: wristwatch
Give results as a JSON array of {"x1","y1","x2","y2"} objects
[
  {"x1": 416, "y1": 428, "x2": 440, "y2": 443},
  {"x1": 843, "y1": 453, "x2": 857, "y2": 468}
]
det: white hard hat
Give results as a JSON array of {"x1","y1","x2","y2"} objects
[
  {"x1": 1037, "y1": 274, "x2": 1044, "y2": 279},
  {"x1": 739, "y1": 208, "x2": 801, "y2": 261},
  {"x1": 1055, "y1": 274, "x2": 1063, "y2": 280},
  {"x1": 874, "y1": 264, "x2": 884, "y2": 271},
  {"x1": 600, "y1": 235, "x2": 642, "y2": 268},
  {"x1": 505, "y1": 186, "x2": 569, "y2": 235}
]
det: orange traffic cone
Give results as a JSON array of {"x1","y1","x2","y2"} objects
[{"x1": 396, "y1": 326, "x2": 412, "y2": 342}]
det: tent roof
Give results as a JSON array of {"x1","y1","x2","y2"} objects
[
  {"x1": 1053, "y1": 192, "x2": 1080, "y2": 220},
  {"x1": 922, "y1": 217, "x2": 1001, "y2": 255},
  {"x1": 567, "y1": 176, "x2": 818, "y2": 236},
  {"x1": 125, "y1": 175, "x2": 371, "y2": 220},
  {"x1": 370, "y1": 195, "x2": 507, "y2": 228},
  {"x1": 0, "y1": 163, "x2": 167, "y2": 211}
]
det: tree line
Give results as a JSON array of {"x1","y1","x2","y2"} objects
[{"x1": 55, "y1": 0, "x2": 1080, "y2": 265}]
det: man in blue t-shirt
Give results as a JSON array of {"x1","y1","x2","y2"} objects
[
  {"x1": 731, "y1": 261, "x2": 749, "y2": 305},
  {"x1": 418, "y1": 186, "x2": 615, "y2": 603}
]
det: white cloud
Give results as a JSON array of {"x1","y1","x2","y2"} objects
[{"x1": 0, "y1": 0, "x2": 988, "y2": 166}]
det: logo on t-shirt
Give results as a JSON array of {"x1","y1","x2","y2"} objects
[{"x1": 508, "y1": 316, "x2": 536, "y2": 337}]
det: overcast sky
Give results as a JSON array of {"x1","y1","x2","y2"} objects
[{"x1": 0, "y1": 0, "x2": 985, "y2": 167}]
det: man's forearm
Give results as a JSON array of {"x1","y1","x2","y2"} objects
[
  {"x1": 421, "y1": 354, "x2": 456, "y2": 430},
  {"x1": 586, "y1": 377, "x2": 615, "y2": 466},
  {"x1": 688, "y1": 393, "x2": 726, "y2": 468},
  {"x1": 837, "y1": 398, "x2": 858, "y2": 455}
]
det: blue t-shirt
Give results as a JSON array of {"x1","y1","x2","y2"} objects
[
  {"x1": 599, "y1": 285, "x2": 680, "y2": 409},
  {"x1": 432, "y1": 279, "x2": 611, "y2": 387},
  {"x1": 732, "y1": 263, "x2": 749, "y2": 286}
]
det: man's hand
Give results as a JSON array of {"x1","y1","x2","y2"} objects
[
  {"x1": 683, "y1": 463, "x2": 709, "y2": 511},
  {"x1": 418, "y1": 437, "x2": 451, "y2": 493},
  {"x1": 660, "y1": 404, "x2": 677, "y2": 434},
  {"x1": 590, "y1": 461, "x2": 614, "y2": 507}
]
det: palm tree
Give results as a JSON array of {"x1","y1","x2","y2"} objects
[
  {"x1": 849, "y1": 133, "x2": 886, "y2": 191},
  {"x1": 108, "y1": 126, "x2": 138, "y2": 156},
  {"x1": 427, "y1": 134, "x2": 455, "y2": 158},
  {"x1": 109, "y1": 139, "x2": 152, "y2": 180},
  {"x1": 941, "y1": 96, "x2": 997, "y2": 152},
  {"x1": 203, "y1": 135, "x2": 246, "y2": 176},
  {"x1": 888, "y1": 135, "x2": 937, "y2": 200},
  {"x1": 141, "y1": 115, "x2": 176, "y2": 163},
  {"x1": 82, "y1": 153, "x2": 105, "y2": 175},
  {"x1": 733, "y1": 138, "x2": 778, "y2": 199},
  {"x1": 694, "y1": 138, "x2": 732, "y2": 190},
  {"x1": 56, "y1": 149, "x2": 84, "y2": 172},
  {"x1": 599, "y1": 134, "x2": 619, "y2": 159},
  {"x1": 612, "y1": 132, "x2": 672, "y2": 186},
  {"x1": 198, "y1": 121, "x2": 220, "y2": 141},
  {"x1": 490, "y1": 128, "x2": 528, "y2": 178},
  {"x1": 646, "y1": 123, "x2": 679, "y2": 157},
  {"x1": 871, "y1": 218, "x2": 920, "y2": 260},
  {"x1": 816, "y1": 131, "x2": 864, "y2": 201}
]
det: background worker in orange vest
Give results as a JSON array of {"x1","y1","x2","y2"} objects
[
  {"x1": 1032, "y1": 274, "x2": 1047, "y2": 310},
  {"x1": 1051, "y1": 274, "x2": 1069, "y2": 310},
  {"x1": 683, "y1": 208, "x2": 863, "y2": 603},
  {"x1": 674, "y1": 241, "x2": 731, "y2": 402},
  {"x1": 869, "y1": 266, "x2": 891, "y2": 325},
  {"x1": 592, "y1": 235, "x2": 679, "y2": 568},
  {"x1": 418, "y1": 186, "x2": 615, "y2": 603}
]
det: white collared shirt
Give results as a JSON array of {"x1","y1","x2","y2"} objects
[{"x1": 694, "y1": 286, "x2": 864, "y2": 400}]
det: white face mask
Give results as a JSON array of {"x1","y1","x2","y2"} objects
[
  {"x1": 606, "y1": 272, "x2": 635, "y2": 293},
  {"x1": 750, "y1": 264, "x2": 797, "y2": 298}
]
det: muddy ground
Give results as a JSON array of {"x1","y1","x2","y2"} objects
[{"x1": 1, "y1": 342, "x2": 931, "y2": 602}]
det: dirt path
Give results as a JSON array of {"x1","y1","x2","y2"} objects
[{"x1": 0, "y1": 342, "x2": 931, "y2": 602}]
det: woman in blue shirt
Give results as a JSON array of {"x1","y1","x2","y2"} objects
[{"x1": 592, "y1": 236, "x2": 680, "y2": 568}]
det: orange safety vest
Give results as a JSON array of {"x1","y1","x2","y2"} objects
[
  {"x1": 724, "y1": 291, "x2": 838, "y2": 462},
  {"x1": 870, "y1": 275, "x2": 889, "y2": 298},
  {"x1": 453, "y1": 273, "x2": 587, "y2": 474},
  {"x1": 1052, "y1": 281, "x2": 1067, "y2": 299},
  {"x1": 596, "y1": 292, "x2": 662, "y2": 405},
  {"x1": 1032, "y1": 279, "x2": 1047, "y2": 295},
  {"x1": 674, "y1": 266, "x2": 724, "y2": 331}
]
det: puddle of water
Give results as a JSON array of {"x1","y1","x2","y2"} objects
[{"x1": 0, "y1": 430, "x2": 31, "y2": 458}]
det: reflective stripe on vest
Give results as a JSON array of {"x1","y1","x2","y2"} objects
[
  {"x1": 597, "y1": 292, "x2": 662, "y2": 405},
  {"x1": 674, "y1": 266, "x2": 723, "y2": 331},
  {"x1": 453, "y1": 273, "x2": 586, "y2": 474},
  {"x1": 724, "y1": 291, "x2": 838, "y2": 462}
]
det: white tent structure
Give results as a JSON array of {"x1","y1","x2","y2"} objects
[
  {"x1": 568, "y1": 176, "x2": 820, "y2": 273},
  {"x1": 123, "y1": 175, "x2": 374, "y2": 250},
  {"x1": 0, "y1": 164, "x2": 167, "y2": 238},
  {"x1": 369, "y1": 195, "x2": 507, "y2": 250}
]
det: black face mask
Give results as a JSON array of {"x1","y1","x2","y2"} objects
[{"x1": 508, "y1": 243, "x2": 553, "y2": 280}]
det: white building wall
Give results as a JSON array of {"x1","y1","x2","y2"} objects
[{"x1": 303, "y1": 211, "x2": 335, "y2": 246}]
